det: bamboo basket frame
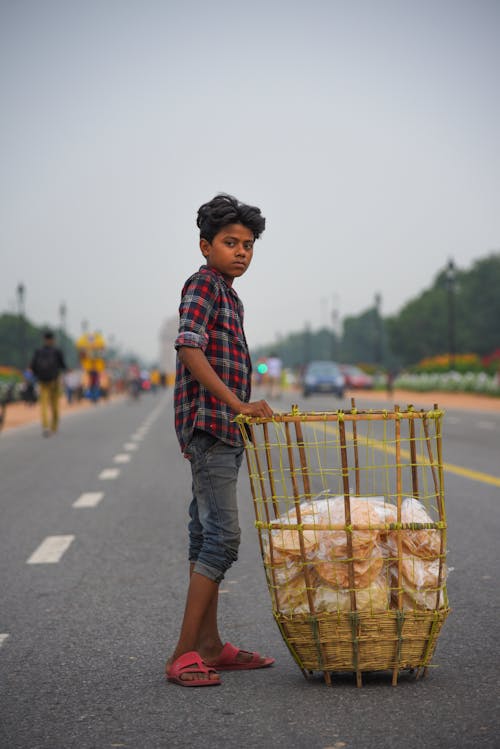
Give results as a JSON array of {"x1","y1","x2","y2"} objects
[{"x1": 236, "y1": 401, "x2": 450, "y2": 687}]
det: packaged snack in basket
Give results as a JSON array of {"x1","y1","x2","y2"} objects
[
  {"x1": 391, "y1": 555, "x2": 447, "y2": 610},
  {"x1": 274, "y1": 570, "x2": 315, "y2": 615},
  {"x1": 275, "y1": 570, "x2": 390, "y2": 616},
  {"x1": 314, "y1": 545, "x2": 384, "y2": 588},
  {"x1": 314, "y1": 575, "x2": 390, "y2": 614},
  {"x1": 387, "y1": 497, "x2": 441, "y2": 558},
  {"x1": 264, "y1": 492, "x2": 448, "y2": 615},
  {"x1": 264, "y1": 552, "x2": 304, "y2": 587},
  {"x1": 270, "y1": 526, "x2": 318, "y2": 557},
  {"x1": 264, "y1": 493, "x2": 332, "y2": 561},
  {"x1": 313, "y1": 496, "x2": 383, "y2": 558},
  {"x1": 399, "y1": 586, "x2": 446, "y2": 610}
]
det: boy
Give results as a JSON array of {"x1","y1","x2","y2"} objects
[{"x1": 166, "y1": 194, "x2": 274, "y2": 687}]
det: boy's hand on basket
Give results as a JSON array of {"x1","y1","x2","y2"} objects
[{"x1": 239, "y1": 399, "x2": 274, "y2": 418}]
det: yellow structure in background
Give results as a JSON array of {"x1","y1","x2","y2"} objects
[{"x1": 76, "y1": 332, "x2": 107, "y2": 372}]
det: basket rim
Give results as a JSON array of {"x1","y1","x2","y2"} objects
[{"x1": 235, "y1": 406, "x2": 444, "y2": 425}]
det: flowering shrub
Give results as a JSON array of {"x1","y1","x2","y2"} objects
[
  {"x1": 415, "y1": 354, "x2": 482, "y2": 374},
  {"x1": 395, "y1": 371, "x2": 500, "y2": 396},
  {"x1": 482, "y1": 349, "x2": 500, "y2": 375},
  {"x1": 398, "y1": 350, "x2": 500, "y2": 394},
  {"x1": 0, "y1": 366, "x2": 22, "y2": 383}
]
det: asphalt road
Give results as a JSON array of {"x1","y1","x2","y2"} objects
[{"x1": 0, "y1": 390, "x2": 499, "y2": 749}]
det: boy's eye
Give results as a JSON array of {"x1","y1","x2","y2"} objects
[{"x1": 243, "y1": 243, "x2": 254, "y2": 251}]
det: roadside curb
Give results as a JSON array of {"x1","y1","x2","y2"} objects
[
  {"x1": 347, "y1": 388, "x2": 500, "y2": 413},
  {"x1": 1, "y1": 394, "x2": 127, "y2": 432}
]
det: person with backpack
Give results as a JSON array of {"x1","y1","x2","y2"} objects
[{"x1": 30, "y1": 330, "x2": 67, "y2": 436}]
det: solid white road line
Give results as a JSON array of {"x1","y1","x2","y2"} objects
[
  {"x1": 27, "y1": 535, "x2": 75, "y2": 564},
  {"x1": 99, "y1": 468, "x2": 120, "y2": 480},
  {"x1": 73, "y1": 492, "x2": 104, "y2": 508},
  {"x1": 0, "y1": 634, "x2": 9, "y2": 648},
  {"x1": 123, "y1": 442, "x2": 138, "y2": 451},
  {"x1": 113, "y1": 454, "x2": 131, "y2": 464},
  {"x1": 131, "y1": 435, "x2": 144, "y2": 442}
]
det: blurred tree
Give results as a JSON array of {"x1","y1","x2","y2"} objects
[
  {"x1": 251, "y1": 251, "x2": 500, "y2": 371},
  {"x1": 457, "y1": 253, "x2": 500, "y2": 356},
  {"x1": 0, "y1": 314, "x2": 43, "y2": 370},
  {"x1": 340, "y1": 309, "x2": 379, "y2": 365},
  {"x1": 0, "y1": 314, "x2": 79, "y2": 369}
]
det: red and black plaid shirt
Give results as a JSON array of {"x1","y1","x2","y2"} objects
[{"x1": 174, "y1": 265, "x2": 252, "y2": 452}]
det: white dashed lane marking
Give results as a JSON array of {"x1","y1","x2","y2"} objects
[
  {"x1": 0, "y1": 634, "x2": 10, "y2": 648},
  {"x1": 73, "y1": 492, "x2": 104, "y2": 508},
  {"x1": 478, "y1": 421, "x2": 495, "y2": 430},
  {"x1": 123, "y1": 443, "x2": 138, "y2": 451},
  {"x1": 99, "y1": 468, "x2": 120, "y2": 480},
  {"x1": 27, "y1": 535, "x2": 75, "y2": 564},
  {"x1": 113, "y1": 454, "x2": 131, "y2": 464}
]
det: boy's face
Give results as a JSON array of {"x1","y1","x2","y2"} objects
[{"x1": 200, "y1": 223, "x2": 254, "y2": 285}]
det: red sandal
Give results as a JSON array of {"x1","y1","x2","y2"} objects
[
  {"x1": 166, "y1": 651, "x2": 221, "y2": 687},
  {"x1": 207, "y1": 642, "x2": 275, "y2": 671}
]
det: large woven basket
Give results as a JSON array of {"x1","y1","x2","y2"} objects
[{"x1": 236, "y1": 402, "x2": 450, "y2": 687}]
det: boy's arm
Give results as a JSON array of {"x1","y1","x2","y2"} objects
[{"x1": 178, "y1": 347, "x2": 273, "y2": 418}]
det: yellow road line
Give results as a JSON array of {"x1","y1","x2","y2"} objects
[
  {"x1": 441, "y1": 462, "x2": 500, "y2": 487},
  {"x1": 307, "y1": 422, "x2": 500, "y2": 488}
]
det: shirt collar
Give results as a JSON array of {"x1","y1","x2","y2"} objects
[{"x1": 199, "y1": 264, "x2": 235, "y2": 292}]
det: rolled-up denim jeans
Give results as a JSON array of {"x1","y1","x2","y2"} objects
[{"x1": 185, "y1": 429, "x2": 244, "y2": 584}]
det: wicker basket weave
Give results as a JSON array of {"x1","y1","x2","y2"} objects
[{"x1": 236, "y1": 403, "x2": 450, "y2": 687}]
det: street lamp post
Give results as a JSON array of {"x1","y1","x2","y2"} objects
[
  {"x1": 374, "y1": 292, "x2": 383, "y2": 367},
  {"x1": 59, "y1": 302, "x2": 67, "y2": 358},
  {"x1": 16, "y1": 283, "x2": 26, "y2": 369},
  {"x1": 331, "y1": 296, "x2": 340, "y2": 361},
  {"x1": 445, "y1": 259, "x2": 456, "y2": 370},
  {"x1": 304, "y1": 322, "x2": 311, "y2": 365}
]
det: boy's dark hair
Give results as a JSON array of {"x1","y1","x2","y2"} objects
[
  {"x1": 197, "y1": 193, "x2": 266, "y2": 243},
  {"x1": 43, "y1": 330, "x2": 54, "y2": 341}
]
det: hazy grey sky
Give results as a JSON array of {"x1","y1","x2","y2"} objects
[{"x1": 1, "y1": 0, "x2": 499, "y2": 361}]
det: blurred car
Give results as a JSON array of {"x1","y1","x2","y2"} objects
[
  {"x1": 340, "y1": 364, "x2": 374, "y2": 390},
  {"x1": 302, "y1": 361, "x2": 345, "y2": 398}
]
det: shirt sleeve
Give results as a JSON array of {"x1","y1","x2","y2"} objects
[{"x1": 175, "y1": 272, "x2": 218, "y2": 352}]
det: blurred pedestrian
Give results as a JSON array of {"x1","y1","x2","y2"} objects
[
  {"x1": 150, "y1": 367, "x2": 161, "y2": 393},
  {"x1": 127, "y1": 361, "x2": 141, "y2": 400},
  {"x1": 100, "y1": 370, "x2": 110, "y2": 399},
  {"x1": 30, "y1": 330, "x2": 67, "y2": 436},
  {"x1": 21, "y1": 368, "x2": 37, "y2": 405},
  {"x1": 386, "y1": 369, "x2": 395, "y2": 398},
  {"x1": 266, "y1": 353, "x2": 283, "y2": 399},
  {"x1": 88, "y1": 369, "x2": 101, "y2": 403},
  {"x1": 63, "y1": 369, "x2": 81, "y2": 405}
]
